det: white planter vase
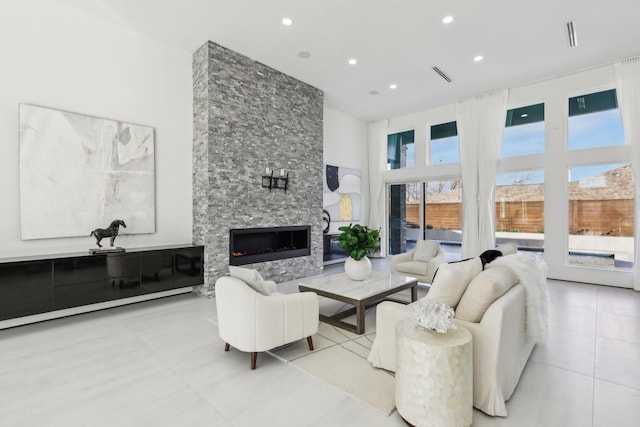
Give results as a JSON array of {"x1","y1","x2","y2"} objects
[{"x1": 344, "y1": 256, "x2": 372, "y2": 281}]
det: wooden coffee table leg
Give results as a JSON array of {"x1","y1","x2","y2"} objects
[
  {"x1": 356, "y1": 301, "x2": 365, "y2": 334},
  {"x1": 411, "y1": 284, "x2": 417, "y2": 302}
]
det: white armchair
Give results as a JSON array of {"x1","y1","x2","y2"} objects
[
  {"x1": 215, "y1": 276, "x2": 319, "y2": 369},
  {"x1": 390, "y1": 241, "x2": 445, "y2": 284}
]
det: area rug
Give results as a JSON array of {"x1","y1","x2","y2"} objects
[{"x1": 268, "y1": 303, "x2": 397, "y2": 416}]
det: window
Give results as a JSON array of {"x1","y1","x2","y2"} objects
[
  {"x1": 568, "y1": 89, "x2": 625, "y2": 150},
  {"x1": 501, "y1": 103, "x2": 545, "y2": 157},
  {"x1": 567, "y1": 163, "x2": 634, "y2": 269},
  {"x1": 430, "y1": 121, "x2": 459, "y2": 164},
  {"x1": 387, "y1": 130, "x2": 415, "y2": 169},
  {"x1": 495, "y1": 170, "x2": 544, "y2": 254}
]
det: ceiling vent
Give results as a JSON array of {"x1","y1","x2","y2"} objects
[
  {"x1": 432, "y1": 66, "x2": 452, "y2": 83},
  {"x1": 567, "y1": 20, "x2": 577, "y2": 48}
]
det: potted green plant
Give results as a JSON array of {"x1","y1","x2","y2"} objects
[{"x1": 335, "y1": 223, "x2": 380, "y2": 280}]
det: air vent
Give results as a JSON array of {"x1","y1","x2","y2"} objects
[
  {"x1": 567, "y1": 20, "x2": 577, "y2": 48},
  {"x1": 432, "y1": 66, "x2": 452, "y2": 83}
]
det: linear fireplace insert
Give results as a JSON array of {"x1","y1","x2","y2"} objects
[{"x1": 229, "y1": 225, "x2": 311, "y2": 266}]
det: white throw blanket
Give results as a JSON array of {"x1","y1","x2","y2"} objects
[{"x1": 486, "y1": 253, "x2": 549, "y2": 342}]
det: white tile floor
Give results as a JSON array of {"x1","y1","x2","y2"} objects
[{"x1": 0, "y1": 261, "x2": 639, "y2": 426}]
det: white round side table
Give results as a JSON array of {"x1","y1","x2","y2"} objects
[{"x1": 395, "y1": 318, "x2": 473, "y2": 427}]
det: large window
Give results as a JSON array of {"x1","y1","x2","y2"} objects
[
  {"x1": 387, "y1": 130, "x2": 415, "y2": 170},
  {"x1": 567, "y1": 163, "x2": 634, "y2": 269},
  {"x1": 501, "y1": 103, "x2": 545, "y2": 157},
  {"x1": 495, "y1": 170, "x2": 544, "y2": 254},
  {"x1": 568, "y1": 89, "x2": 625, "y2": 150},
  {"x1": 430, "y1": 122, "x2": 459, "y2": 164}
]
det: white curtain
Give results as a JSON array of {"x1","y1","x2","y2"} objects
[
  {"x1": 457, "y1": 90, "x2": 508, "y2": 258},
  {"x1": 614, "y1": 57, "x2": 640, "y2": 291},
  {"x1": 457, "y1": 98, "x2": 480, "y2": 259},
  {"x1": 367, "y1": 119, "x2": 388, "y2": 237}
]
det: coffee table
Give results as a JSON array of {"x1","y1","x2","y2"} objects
[{"x1": 298, "y1": 271, "x2": 418, "y2": 334}]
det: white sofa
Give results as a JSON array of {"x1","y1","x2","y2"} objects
[
  {"x1": 369, "y1": 255, "x2": 545, "y2": 416},
  {"x1": 390, "y1": 245, "x2": 445, "y2": 284},
  {"x1": 215, "y1": 276, "x2": 319, "y2": 369}
]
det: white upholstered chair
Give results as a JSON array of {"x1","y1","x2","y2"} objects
[
  {"x1": 215, "y1": 275, "x2": 319, "y2": 369},
  {"x1": 390, "y1": 240, "x2": 445, "y2": 284}
]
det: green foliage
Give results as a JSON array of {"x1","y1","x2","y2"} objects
[{"x1": 334, "y1": 223, "x2": 381, "y2": 261}]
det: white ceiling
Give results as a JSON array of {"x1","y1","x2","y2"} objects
[{"x1": 57, "y1": 0, "x2": 640, "y2": 122}]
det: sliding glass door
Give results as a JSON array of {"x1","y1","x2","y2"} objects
[
  {"x1": 388, "y1": 180, "x2": 462, "y2": 262},
  {"x1": 388, "y1": 182, "x2": 420, "y2": 255},
  {"x1": 423, "y1": 179, "x2": 462, "y2": 261}
]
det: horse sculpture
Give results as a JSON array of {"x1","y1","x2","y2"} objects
[{"x1": 90, "y1": 219, "x2": 126, "y2": 248}]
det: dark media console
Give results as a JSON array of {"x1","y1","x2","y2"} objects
[{"x1": 0, "y1": 245, "x2": 204, "y2": 326}]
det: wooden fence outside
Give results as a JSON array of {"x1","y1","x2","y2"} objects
[{"x1": 405, "y1": 199, "x2": 634, "y2": 237}]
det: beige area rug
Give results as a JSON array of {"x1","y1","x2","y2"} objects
[{"x1": 268, "y1": 298, "x2": 402, "y2": 416}]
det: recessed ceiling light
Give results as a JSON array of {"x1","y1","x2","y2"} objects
[
  {"x1": 369, "y1": 90, "x2": 379, "y2": 95},
  {"x1": 389, "y1": 83, "x2": 397, "y2": 89},
  {"x1": 282, "y1": 17, "x2": 293, "y2": 26},
  {"x1": 297, "y1": 51, "x2": 311, "y2": 59},
  {"x1": 521, "y1": 113, "x2": 529, "y2": 118},
  {"x1": 348, "y1": 58, "x2": 357, "y2": 65},
  {"x1": 474, "y1": 55, "x2": 484, "y2": 62},
  {"x1": 442, "y1": 16, "x2": 453, "y2": 24}
]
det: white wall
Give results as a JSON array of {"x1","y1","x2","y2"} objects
[
  {"x1": 323, "y1": 105, "x2": 369, "y2": 233},
  {"x1": 0, "y1": 0, "x2": 193, "y2": 258}
]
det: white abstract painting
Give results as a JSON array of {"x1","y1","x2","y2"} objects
[
  {"x1": 19, "y1": 104, "x2": 155, "y2": 239},
  {"x1": 323, "y1": 164, "x2": 361, "y2": 221}
]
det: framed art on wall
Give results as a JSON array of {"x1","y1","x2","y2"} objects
[
  {"x1": 323, "y1": 164, "x2": 361, "y2": 222},
  {"x1": 19, "y1": 104, "x2": 156, "y2": 239}
]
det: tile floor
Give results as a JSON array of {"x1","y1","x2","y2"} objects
[{"x1": 0, "y1": 260, "x2": 639, "y2": 426}]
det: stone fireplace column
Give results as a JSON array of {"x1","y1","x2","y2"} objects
[{"x1": 192, "y1": 41, "x2": 324, "y2": 296}]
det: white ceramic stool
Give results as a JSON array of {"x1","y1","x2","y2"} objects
[{"x1": 395, "y1": 318, "x2": 473, "y2": 427}]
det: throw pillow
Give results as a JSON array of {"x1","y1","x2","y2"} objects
[
  {"x1": 412, "y1": 240, "x2": 440, "y2": 262},
  {"x1": 228, "y1": 266, "x2": 272, "y2": 296},
  {"x1": 455, "y1": 264, "x2": 518, "y2": 322},
  {"x1": 496, "y1": 242, "x2": 517, "y2": 255},
  {"x1": 479, "y1": 249, "x2": 503, "y2": 267},
  {"x1": 426, "y1": 257, "x2": 482, "y2": 309}
]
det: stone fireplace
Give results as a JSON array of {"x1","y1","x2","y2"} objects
[{"x1": 192, "y1": 41, "x2": 324, "y2": 295}]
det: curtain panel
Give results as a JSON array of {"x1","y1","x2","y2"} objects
[
  {"x1": 457, "y1": 98, "x2": 480, "y2": 259},
  {"x1": 614, "y1": 58, "x2": 640, "y2": 291},
  {"x1": 457, "y1": 90, "x2": 508, "y2": 258},
  {"x1": 368, "y1": 119, "x2": 389, "y2": 252}
]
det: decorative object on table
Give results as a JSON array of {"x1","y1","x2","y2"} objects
[
  {"x1": 19, "y1": 104, "x2": 155, "y2": 240},
  {"x1": 90, "y1": 219, "x2": 126, "y2": 253},
  {"x1": 335, "y1": 223, "x2": 380, "y2": 280},
  {"x1": 323, "y1": 164, "x2": 362, "y2": 221},
  {"x1": 413, "y1": 298, "x2": 455, "y2": 333},
  {"x1": 322, "y1": 209, "x2": 331, "y2": 233}
]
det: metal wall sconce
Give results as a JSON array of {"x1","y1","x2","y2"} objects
[{"x1": 262, "y1": 168, "x2": 289, "y2": 192}]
